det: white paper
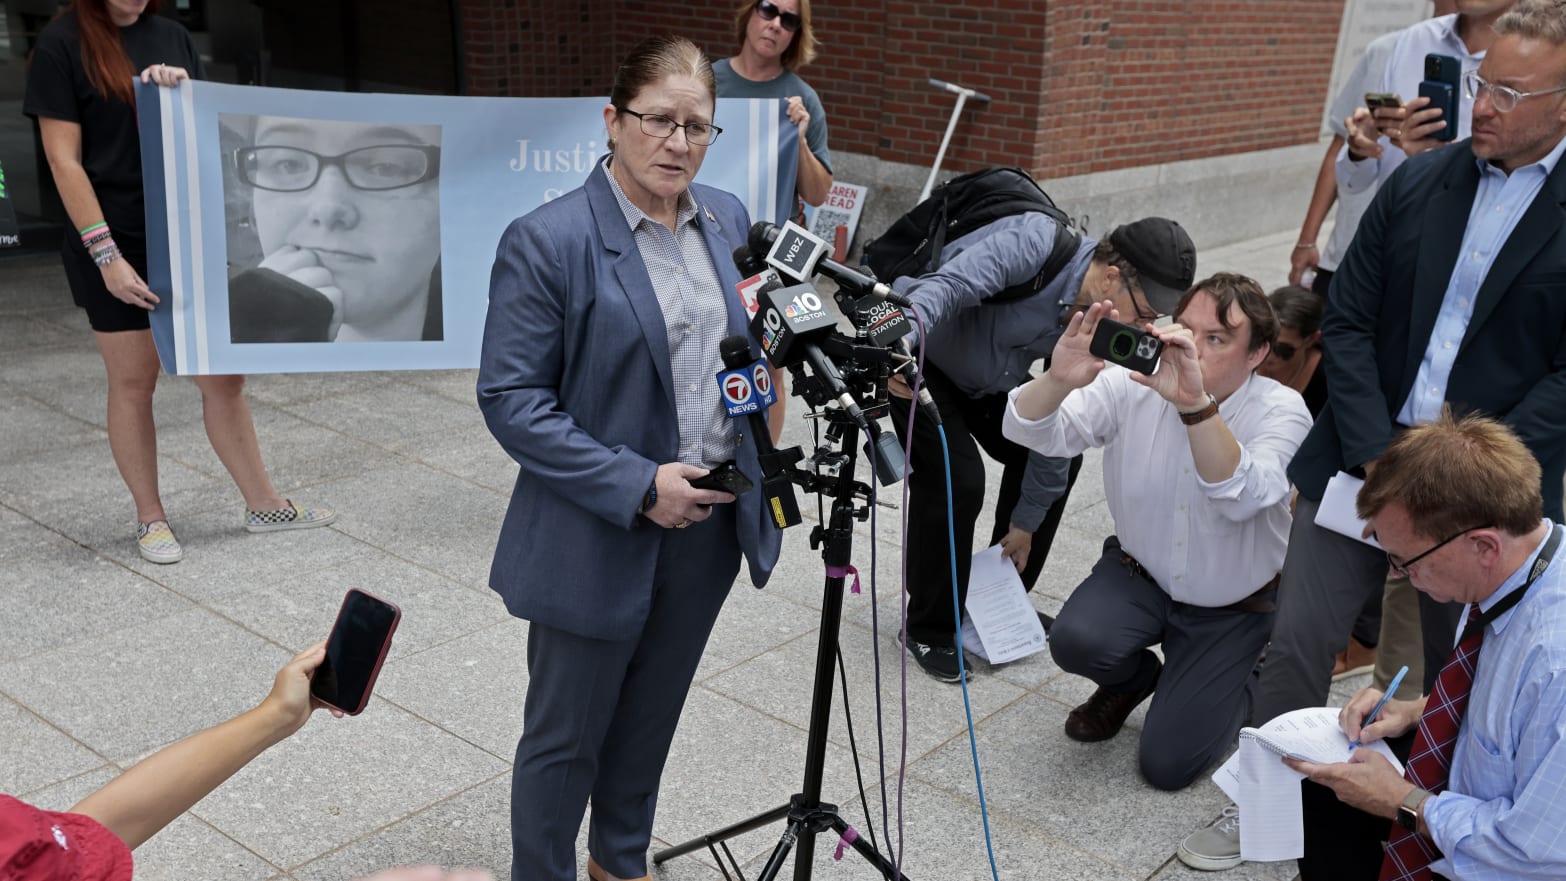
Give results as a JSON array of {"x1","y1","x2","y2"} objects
[
  {"x1": 1210, "y1": 706, "x2": 1404, "y2": 862},
  {"x1": 960, "y1": 546, "x2": 1047, "y2": 664},
  {"x1": 1314, "y1": 471, "x2": 1383, "y2": 549},
  {"x1": 1237, "y1": 737, "x2": 1309, "y2": 862}
]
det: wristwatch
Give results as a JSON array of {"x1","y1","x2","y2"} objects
[
  {"x1": 1396, "y1": 787, "x2": 1432, "y2": 832},
  {"x1": 1178, "y1": 393, "x2": 1219, "y2": 426},
  {"x1": 639, "y1": 482, "x2": 658, "y2": 513}
]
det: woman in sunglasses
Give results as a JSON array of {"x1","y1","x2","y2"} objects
[
  {"x1": 713, "y1": 0, "x2": 833, "y2": 216},
  {"x1": 226, "y1": 116, "x2": 444, "y2": 343},
  {"x1": 1259, "y1": 284, "x2": 1327, "y2": 417}
]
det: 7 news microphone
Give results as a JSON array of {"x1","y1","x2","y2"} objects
[{"x1": 717, "y1": 335, "x2": 802, "y2": 529}]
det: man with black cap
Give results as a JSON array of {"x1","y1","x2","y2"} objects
[
  {"x1": 887, "y1": 211, "x2": 1198, "y2": 682},
  {"x1": 1004, "y1": 273, "x2": 1311, "y2": 789}
]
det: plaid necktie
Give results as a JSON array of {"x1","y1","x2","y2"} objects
[{"x1": 1378, "y1": 602, "x2": 1485, "y2": 881}]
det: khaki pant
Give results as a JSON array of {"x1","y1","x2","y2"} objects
[{"x1": 1372, "y1": 573, "x2": 1424, "y2": 700}]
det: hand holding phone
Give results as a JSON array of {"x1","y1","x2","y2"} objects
[
  {"x1": 1089, "y1": 317, "x2": 1163, "y2": 375},
  {"x1": 687, "y1": 460, "x2": 754, "y2": 496},
  {"x1": 1417, "y1": 53, "x2": 1461, "y2": 143},
  {"x1": 311, "y1": 588, "x2": 401, "y2": 715}
]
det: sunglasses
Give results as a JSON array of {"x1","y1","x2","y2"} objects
[{"x1": 755, "y1": 0, "x2": 802, "y2": 32}]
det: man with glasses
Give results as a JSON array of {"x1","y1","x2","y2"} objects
[
  {"x1": 886, "y1": 213, "x2": 1196, "y2": 682},
  {"x1": 1284, "y1": 413, "x2": 1566, "y2": 881},
  {"x1": 1003, "y1": 274, "x2": 1311, "y2": 790},
  {"x1": 1230, "y1": 0, "x2": 1566, "y2": 865}
]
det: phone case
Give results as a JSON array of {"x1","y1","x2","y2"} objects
[
  {"x1": 1088, "y1": 319, "x2": 1162, "y2": 375},
  {"x1": 1416, "y1": 80, "x2": 1458, "y2": 142},
  {"x1": 1424, "y1": 53, "x2": 1461, "y2": 85},
  {"x1": 313, "y1": 588, "x2": 401, "y2": 715}
]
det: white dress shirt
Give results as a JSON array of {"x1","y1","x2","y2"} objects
[{"x1": 1003, "y1": 371, "x2": 1313, "y2": 607}]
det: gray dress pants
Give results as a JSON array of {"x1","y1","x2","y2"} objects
[{"x1": 1049, "y1": 536, "x2": 1276, "y2": 791}]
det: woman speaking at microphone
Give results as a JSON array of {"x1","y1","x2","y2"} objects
[{"x1": 478, "y1": 34, "x2": 781, "y2": 881}]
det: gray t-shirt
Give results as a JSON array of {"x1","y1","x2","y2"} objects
[{"x1": 712, "y1": 58, "x2": 832, "y2": 174}]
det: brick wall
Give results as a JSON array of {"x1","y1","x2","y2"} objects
[{"x1": 465, "y1": 0, "x2": 1345, "y2": 180}]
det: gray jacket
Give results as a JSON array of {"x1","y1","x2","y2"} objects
[{"x1": 894, "y1": 212, "x2": 1092, "y2": 531}]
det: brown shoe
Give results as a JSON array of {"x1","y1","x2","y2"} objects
[
  {"x1": 1064, "y1": 662, "x2": 1160, "y2": 743},
  {"x1": 1331, "y1": 637, "x2": 1377, "y2": 681},
  {"x1": 587, "y1": 856, "x2": 650, "y2": 881}
]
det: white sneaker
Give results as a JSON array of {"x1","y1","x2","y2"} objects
[{"x1": 1178, "y1": 803, "x2": 1242, "y2": 871}]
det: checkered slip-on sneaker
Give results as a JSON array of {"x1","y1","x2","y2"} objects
[
  {"x1": 244, "y1": 499, "x2": 336, "y2": 533},
  {"x1": 137, "y1": 519, "x2": 183, "y2": 564}
]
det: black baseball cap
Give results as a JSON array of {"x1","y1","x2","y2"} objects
[{"x1": 1108, "y1": 217, "x2": 1197, "y2": 316}]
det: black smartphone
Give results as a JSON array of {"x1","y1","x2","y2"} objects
[
  {"x1": 1088, "y1": 318, "x2": 1163, "y2": 375},
  {"x1": 688, "y1": 460, "x2": 754, "y2": 495},
  {"x1": 1418, "y1": 53, "x2": 1461, "y2": 142},
  {"x1": 310, "y1": 588, "x2": 401, "y2": 716}
]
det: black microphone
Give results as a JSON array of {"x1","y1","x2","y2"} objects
[
  {"x1": 733, "y1": 245, "x2": 767, "y2": 277},
  {"x1": 748, "y1": 221, "x2": 913, "y2": 307},
  {"x1": 720, "y1": 335, "x2": 802, "y2": 528}
]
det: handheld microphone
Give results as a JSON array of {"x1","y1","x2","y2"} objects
[
  {"x1": 749, "y1": 221, "x2": 913, "y2": 307},
  {"x1": 719, "y1": 336, "x2": 802, "y2": 529}
]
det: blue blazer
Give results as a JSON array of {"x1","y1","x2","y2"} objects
[
  {"x1": 478, "y1": 161, "x2": 782, "y2": 640},
  {"x1": 1288, "y1": 139, "x2": 1566, "y2": 519}
]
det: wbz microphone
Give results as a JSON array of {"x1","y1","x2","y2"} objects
[
  {"x1": 749, "y1": 221, "x2": 913, "y2": 307},
  {"x1": 718, "y1": 336, "x2": 801, "y2": 529}
]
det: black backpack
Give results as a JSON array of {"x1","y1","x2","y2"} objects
[{"x1": 864, "y1": 166, "x2": 1082, "y2": 304}]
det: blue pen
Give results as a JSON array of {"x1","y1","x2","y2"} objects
[{"x1": 1348, "y1": 664, "x2": 1409, "y2": 751}]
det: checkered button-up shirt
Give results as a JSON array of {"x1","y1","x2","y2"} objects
[{"x1": 605, "y1": 165, "x2": 738, "y2": 467}]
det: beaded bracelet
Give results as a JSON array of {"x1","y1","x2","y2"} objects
[
  {"x1": 92, "y1": 243, "x2": 122, "y2": 267},
  {"x1": 88, "y1": 235, "x2": 117, "y2": 257},
  {"x1": 82, "y1": 230, "x2": 113, "y2": 250}
]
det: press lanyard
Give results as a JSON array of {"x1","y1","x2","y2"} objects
[{"x1": 1459, "y1": 523, "x2": 1562, "y2": 644}]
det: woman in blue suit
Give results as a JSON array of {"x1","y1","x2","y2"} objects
[{"x1": 478, "y1": 34, "x2": 782, "y2": 881}]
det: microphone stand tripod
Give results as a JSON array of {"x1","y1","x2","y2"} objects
[{"x1": 654, "y1": 411, "x2": 911, "y2": 881}]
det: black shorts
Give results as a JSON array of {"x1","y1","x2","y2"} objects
[{"x1": 60, "y1": 233, "x2": 153, "y2": 334}]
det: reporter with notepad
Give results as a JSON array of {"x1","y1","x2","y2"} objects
[{"x1": 1284, "y1": 412, "x2": 1566, "y2": 881}]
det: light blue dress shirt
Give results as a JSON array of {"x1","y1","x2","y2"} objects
[
  {"x1": 1396, "y1": 132, "x2": 1566, "y2": 427},
  {"x1": 1423, "y1": 520, "x2": 1566, "y2": 879}
]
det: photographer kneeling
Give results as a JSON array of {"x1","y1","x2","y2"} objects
[{"x1": 1002, "y1": 274, "x2": 1312, "y2": 790}]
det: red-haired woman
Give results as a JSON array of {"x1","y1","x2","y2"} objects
[{"x1": 23, "y1": 0, "x2": 332, "y2": 564}]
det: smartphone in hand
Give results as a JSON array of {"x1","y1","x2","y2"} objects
[
  {"x1": 688, "y1": 460, "x2": 754, "y2": 495},
  {"x1": 1088, "y1": 317, "x2": 1163, "y2": 375},
  {"x1": 1417, "y1": 53, "x2": 1461, "y2": 142},
  {"x1": 311, "y1": 588, "x2": 401, "y2": 715}
]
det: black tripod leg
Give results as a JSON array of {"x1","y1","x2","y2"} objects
[
  {"x1": 754, "y1": 818, "x2": 807, "y2": 881},
  {"x1": 827, "y1": 814, "x2": 911, "y2": 881},
  {"x1": 654, "y1": 802, "x2": 792, "y2": 864}
]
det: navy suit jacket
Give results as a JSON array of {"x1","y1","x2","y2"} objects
[
  {"x1": 478, "y1": 161, "x2": 782, "y2": 640},
  {"x1": 1289, "y1": 138, "x2": 1566, "y2": 519}
]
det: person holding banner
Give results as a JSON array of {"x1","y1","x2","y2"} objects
[
  {"x1": 479, "y1": 34, "x2": 781, "y2": 881},
  {"x1": 23, "y1": 0, "x2": 334, "y2": 564},
  {"x1": 714, "y1": 0, "x2": 832, "y2": 216}
]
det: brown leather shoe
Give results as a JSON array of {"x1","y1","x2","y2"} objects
[
  {"x1": 587, "y1": 856, "x2": 650, "y2": 881},
  {"x1": 1064, "y1": 662, "x2": 1160, "y2": 743}
]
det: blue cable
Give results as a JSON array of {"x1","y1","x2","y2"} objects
[{"x1": 936, "y1": 424, "x2": 1002, "y2": 881}]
